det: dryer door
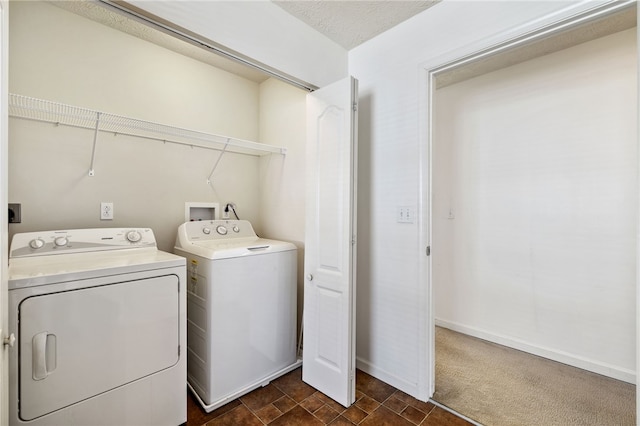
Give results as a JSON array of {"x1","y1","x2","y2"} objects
[{"x1": 18, "y1": 275, "x2": 180, "y2": 421}]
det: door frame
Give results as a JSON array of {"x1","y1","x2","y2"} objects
[
  {"x1": 418, "y1": 0, "x2": 638, "y2": 400},
  {"x1": 1, "y1": 0, "x2": 9, "y2": 423}
]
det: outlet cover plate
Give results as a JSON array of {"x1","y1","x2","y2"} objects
[{"x1": 101, "y1": 202, "x2": 114, "y2": 220}]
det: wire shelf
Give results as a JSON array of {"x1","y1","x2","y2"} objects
[{"x1": 8, "y1": 93, "x2": 287, "y2": 157}]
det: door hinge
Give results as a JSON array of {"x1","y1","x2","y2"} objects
[
  {"x1": 352, "y1": 235, "x2": 356, "y2": 245},
  {"x1": 352, "y1": 102, "x2": 358, "y2": 112},
  {"x1": 426, "y1": 246, "x2": 431, "y2": 256}
]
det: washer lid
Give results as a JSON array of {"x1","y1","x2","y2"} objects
[{"x1": 186, "y1": 238, "x2": 297, "y2": 260}]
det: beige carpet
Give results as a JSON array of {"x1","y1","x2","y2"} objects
[{"x1": 433, "y1": 326, "x2": 636, "y2": 426}]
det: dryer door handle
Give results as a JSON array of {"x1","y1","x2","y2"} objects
[
  {"x1": 32, "y1": 332, "x2": 56, "y2": 381},
  {"x1": 33, "y1": 332, "x2": 48, "y2": 380}
]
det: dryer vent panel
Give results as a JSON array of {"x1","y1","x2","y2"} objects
[{"x1": 185, "y1": 202, "x2": 219, "y2": 222}]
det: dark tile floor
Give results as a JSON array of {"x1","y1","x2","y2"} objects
[{"x1": 187, "y1": 368, "x2": 472, "y2": 425}]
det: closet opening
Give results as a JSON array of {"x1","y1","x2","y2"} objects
[{"x1": 426, "y1": 2, "x2": 637, "y2": 424}]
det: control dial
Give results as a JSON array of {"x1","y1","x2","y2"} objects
[
  {"x1": 233, "y1": 226, "x2": 240, "y2": 233},
  {"x1": 126, "y1": 230, "x2": 142, "y2": 243},
  {"x1": 216, "y1": 225, "x2": 228, "y2": 235},
  {"x1": 202, "y1": 227, "x2": 211, "y2": 235},
  {"x1": 54, "y1": 236, "x2": 68, "y2": 247},
  {"x1": 29, "y1": 238, "x2": 45, "y2": 250}
]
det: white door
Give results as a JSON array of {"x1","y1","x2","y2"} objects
[
  {"x1": 1, "y1": 1, "x2": 9, "y2": 424},
  {"x1": 302, "y1": 76, "x2": 358, "y2": 407}
]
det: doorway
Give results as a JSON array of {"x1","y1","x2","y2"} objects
[{"x1": 426, "y1": 2, "x2": 637, "y2": 424}]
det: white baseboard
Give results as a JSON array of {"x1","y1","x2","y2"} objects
[{"x1": 435, "y1": 319, "x2": 636, "y2": 384}]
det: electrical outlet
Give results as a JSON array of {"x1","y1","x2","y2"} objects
[
  {"x1": 101, "y1": 202, "x2": 114, "y2": 220},
  {"x1": 8, "y1": 203, "x2": 21, "y2": 223},
  {"x1": 223, "y1": 202, "x2": 235, "y2": 219}
]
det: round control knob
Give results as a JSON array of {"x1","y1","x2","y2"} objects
[
  {"x1": 232, "y1": 226, "x2": 240, "y2": 233},
  {"x1": 202, "y1": 227, "x2": 211, "y2": 235},
  {"x1": 126, "y1": 230, "x2": 142, "y2": 243},
  {"x1": 216, "y1": 225, "x2": 228, "y2": 235},
  {"x1": 29, "y1": 238, "x2": 45, "y2": 250},
  {"x1": 54, "y1": 236, "x2": 68, "y2": 247}
]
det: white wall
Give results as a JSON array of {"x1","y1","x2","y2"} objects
[
  {"x1": 8, "y1": 1, "x2": 267, "y2": 252},
  {"x1": 128, "y1": 0, "x2": 348, "y2": 89},
  {"x1": 258, "y1": 77, "x2": 308, "y2": 336},
  {"x1": 433, "y1": 28, "x2": 637, "y2": 382},
  {"x1": 348, "y1": 0, "x2": 618, "y2": 398}
]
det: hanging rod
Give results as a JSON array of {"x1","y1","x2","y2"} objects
[
  {"x1": 8, "y1": 94, "x2": 287, "y2": 158},
  {"x1": 98, "y1": 0, "x2": 317, "y2": 93}
]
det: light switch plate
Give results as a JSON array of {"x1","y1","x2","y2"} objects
[{"x1": 397, "y1": 206, "x2": 415, "y2": 223}]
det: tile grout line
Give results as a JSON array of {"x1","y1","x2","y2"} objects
[
  {"x1": 385, "y1": 389, "x2": 433, "y2": 425},
  {"x1": 259, "y1": 383, "x2": 288, "y2": 425},
  {"x1": 419, "y1": 401, "x2": 438, "y2": 425},
  {"x1": 266, "y1": 381, "x2": 355, "y2": 426}
]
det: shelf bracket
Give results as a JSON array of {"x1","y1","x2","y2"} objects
[
  {"x1": 206, "y1": 138, "x2": 230, "y2": 185},
  {"x1": 88, "y1": 112, "x2": 101, "y2": 176}
]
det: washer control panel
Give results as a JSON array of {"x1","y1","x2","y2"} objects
[
  {"x1": 10, "y1": 228, "x2": 156, "y2": 258},
  {"x1": 180, "y1": 220, "x2": 256, "y2": 242}
]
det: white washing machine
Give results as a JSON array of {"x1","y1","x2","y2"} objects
[
  {"x1": 8, "y1": 228, "x2": 186, "y2": 426},
  {"x1": 174, "y1": 220, "x2": 299, "y2": 412}
]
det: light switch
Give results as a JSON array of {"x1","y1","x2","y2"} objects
[{"x1": 397, "y1": 206, "x2": 415, "y2": 223}]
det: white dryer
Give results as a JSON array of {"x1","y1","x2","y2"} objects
[
  {"x1": 8, "y1": 228, "x2": 186, "y2": 426},
  {"x1": 174, "y1": 220, "x2": 299, "y2": 412}
]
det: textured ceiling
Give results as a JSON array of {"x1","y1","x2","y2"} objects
[
  {"x1": 272, "y1": 1, "x2": 439, "y2": 49},
  {"x1": 53, "y1": 0, "x2": 437, "y2": 84}
]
